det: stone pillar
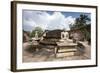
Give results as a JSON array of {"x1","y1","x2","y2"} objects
[{"x1": 35, "y1": 31, "x2": 38, "y2": 40}]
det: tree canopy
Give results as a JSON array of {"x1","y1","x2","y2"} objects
[
  {"x1": 30, "y1": 27, "x2": 43, "y2": 37},
  {"x1": 69, "y1": 14, "x2": 91, "y2": 42},
  {"x1": 70, "y1": 14, "x2": 90, "y2": 29}
]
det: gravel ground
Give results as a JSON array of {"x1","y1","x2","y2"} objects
[{"x1": 22, "y1": 42, "x2": 90, "y2": 63}]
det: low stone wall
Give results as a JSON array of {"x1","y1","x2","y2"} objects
[{"x1": 77, "y1": 41, "x2": 91, "y2": 58}]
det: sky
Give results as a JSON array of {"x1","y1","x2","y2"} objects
[{"x1": 22, "y1": 10, "x2": 91, "y2": 32}]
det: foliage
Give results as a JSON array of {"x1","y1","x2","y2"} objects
[
  {"x1": 23, "y1": 30, "x2": 31, "y2": 42},
  {"x1": 70, "y1": 14, "x2": 90, "y2": 29},
  {"x1": 69, "y1": 14, "x2": 91, "y2": 42},
  {"x1": 30, "y1": 27, "x2": 43, "y2": 37}
]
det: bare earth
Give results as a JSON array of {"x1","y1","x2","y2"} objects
[{"x1": 23, "y1": 42, "x2": 90, "y2": 63}]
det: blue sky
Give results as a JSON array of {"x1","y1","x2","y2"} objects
[
  {"x1": 22, "y1": 10, "x2": 91, "y2": 32},
  {"x1": 47, "y1": 11, "x2": 90, "y2": 18}
]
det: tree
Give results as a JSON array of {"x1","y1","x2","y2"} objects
[
  {"x1": 30, "y1": 27, "x2": 43, "y2": 37},
  {"x1": 69, "y1": 14, "x2": 91, "y2": 42},
  {"x1": 70, "y1": 14, "x2": 90, "y2": 29},
  {"x1": 23, "y1": 30, "x2": 31, "y2": 42}
]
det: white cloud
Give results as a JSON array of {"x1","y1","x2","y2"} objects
[
  {"x1": 65, "y1": 16, "x2": 75, "y2": 25},
  {"x1": 65, "y1": 16, "x2": 75, "y2": 30},
  {"x1": 46, "y1": 12, "x2": 66, "y2": 30},
  {"x1": 23, "y1": 11, "x2": 75, "y2": 31}
]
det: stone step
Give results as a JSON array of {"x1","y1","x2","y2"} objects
[
  {"x1": 58, "y1": 48, "x2": 77, "y2": 53},
  {"x1": 56, "y1": 52, "x2": 75, "y2": 57}
]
